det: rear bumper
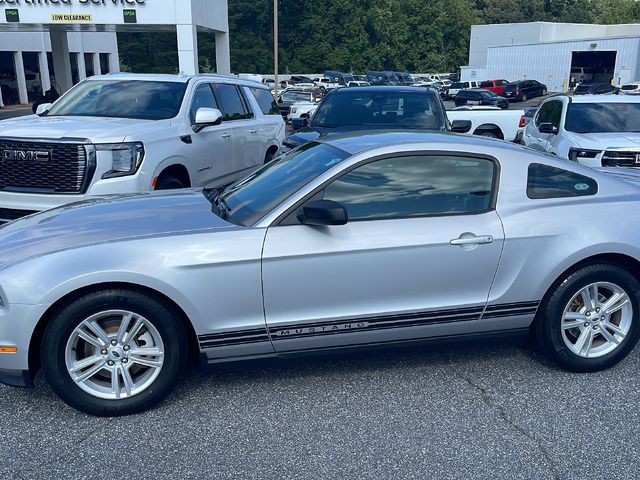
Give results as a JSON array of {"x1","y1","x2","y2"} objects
[
  {"x1": 0, "y1": 368, "x2": 33, "y2": 387},
  {"x1": 514, "y1": 131, "x2": 524, "y2": 143}
]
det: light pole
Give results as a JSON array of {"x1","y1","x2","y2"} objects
[{"x1": 273, "y1": 0, "x2": 279, "y2": 99}]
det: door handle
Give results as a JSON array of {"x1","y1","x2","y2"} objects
[
  {"x1": 221, "y1": 133, "x2": 231, "y2": 139},
  {"x1": 249, "y1": 129, "x2": 258, "y2": 134},
  {"x1": 450, "y1": 234, "x2": 494, "y2": 246}
]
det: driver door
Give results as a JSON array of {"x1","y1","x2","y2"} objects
[
  {"x1": 262, "y1": 153, "x2": 504, "y2": 353},
  {"x1": 188, "y1": 82, "x2": 234, "y2": 187}
]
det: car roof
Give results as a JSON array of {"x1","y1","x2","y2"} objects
[
  {"x1": 569, "y1": 94, "x2": 640, "y2": 103},
  {"x1": 318, "y1": 131, "x2": 524, "y2": 156},
  {"x1": 330, "y1": 85, "x2": 436, "y2": 94},
  {"x1": 87, "y1": 72, "x2": 268, "y2": 88}
]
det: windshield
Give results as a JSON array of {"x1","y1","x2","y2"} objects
[
  {"x1": 504, "y1": 84, "x2": 518, "y2": 92},
  {"x1": 46, "y1": 80, "x2": 187, "y2": 120},
  {"x1": 281, "y1": 91, "x2": 313, "y2": 102},
  {"x1": 565, "y1": 103, "x2": 640, "y2": 133},
  {"x1": 311, "y1": 89, "x2": 444, "y2": 130},
  {"x1": 215, "y1": 142, "x2": 350, "y2": 226},
  {"x1": 366, "y1": 72, "x2": 400, "y2": 83},
  {"x1": 574, "y1": 85, "x2": 592, "y2": 94}
]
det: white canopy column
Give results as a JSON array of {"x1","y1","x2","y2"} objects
[
  {"x1": 177, "y1": 24, "x2": 198, "y2": 75},
  {"x1": 215, "y1": 31, "x2": 231, "y2": 74},
  {"x1": 13, "y1": 51, "x2": 28, "y2": 104},
  {"x1": 50, "y1": 29, "x2": 73, "y2": 92}
]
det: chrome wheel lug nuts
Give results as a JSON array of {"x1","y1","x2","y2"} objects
[
  {"x1": 586, "y1": 312, "x2": 592, "y2": 317},
  {"x1": 123, "y1": 345, "x2": 130, "y2": 352},
  {"x1": 584, "y1": 322, "x2": 590, "y2": 327},
  {"x1": 101, "y1": 349, "x2": 108, "y2": 355},
  {"x1": 596, "y1": 308, "x2": 601, "y2": 313},
  {"x1": 110, "y1": 340, "x2": 117, "y2": 346},
  {"x1": 122, "y1": 358, "x2": 128, "y2": 364},
  {"x1": 107, "y1": 360, "x2": 115, "y2": 366}
]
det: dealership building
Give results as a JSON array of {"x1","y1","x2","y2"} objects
[
  {"x1": 0, "y1": 0, "x2": 230, "y2": 106},
  {"x1": 461, "y1": 22, "x2": 640, "y2": 92}
]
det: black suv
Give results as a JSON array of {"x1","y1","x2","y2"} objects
[
  {"x1": 504, "y1": 80, "x2": 547, "y2": 102},
  {"x1": 283, "y1": 86, "x2": 470, "y2": 150},
  {"x1": 454, "y1": 89, "x2": 508, "y2": 109},
  {"x1": 573, "y1": 82, "x2": 616, "y2": 95}
]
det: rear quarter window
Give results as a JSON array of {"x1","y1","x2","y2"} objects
[
  {"x1": 527, "y1": 163, "x2": 598, "y2": 199},
  {"x1": 250, "y1": 87, "x2": 279, "y2": 115}
]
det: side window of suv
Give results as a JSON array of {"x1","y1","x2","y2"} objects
[
  {"x1": 215, "y1": 84, "x2": 251, "y2": 121},
  {"x1": 535, "y1": 100, "x2": 562, "y2": 128},
  {"x1": 189, "y1": 83, "x2": 218, "y2": 125},
  {"x1": 321, "y1": 155, "x2": 496, "y2": 221},
  {"x1": 250, "y1": 87, "x2": 279, "y2": 115}
]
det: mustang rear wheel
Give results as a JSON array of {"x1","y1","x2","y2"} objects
[
  {"x1": 534, "y1": 264, "x2": 640, "y2": 371},
  {"x1": 42, "y1": 289, "x2": 187, "y2": 416}
]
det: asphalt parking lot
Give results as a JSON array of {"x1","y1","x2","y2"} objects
[{"x1": 2, "y1": 337, "x2": 640, "y2": 480}]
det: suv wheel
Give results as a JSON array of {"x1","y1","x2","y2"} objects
[
  {"x1": 521, "y1": 93, "x2": 528, "y2": 102},
  {"x1": 156, "y1": 175, "x2": 186, "y2": 190},
  {"x1": 533, "y1": 264, "x2": 640, "y2": 372},
  {"x1": 42, "y1": 289, "x2": 187, "y2": 416}
]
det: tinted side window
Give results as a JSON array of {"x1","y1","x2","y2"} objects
[
  {"x1": 250, "y1": 87, "x2": 279, "y2": 115},
  {"x1": 536, "y1": 101, "x2": 562, "y2": 127},
  {"x1": 215, "y1": 84, "x2": 249, "y2": 121},
  {"x1": 527, "y1": 163, "x2": 598, "y2": 199},
  {"x1": 189, "y1": 83, "x2": 218, "y2": 125},
  {"x1": 322, "y1": 155, "x2": 495, "y2": 221}
]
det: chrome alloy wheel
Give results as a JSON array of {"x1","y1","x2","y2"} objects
[
  {"x1": 561, "y1": 282, "x2": 633, "y2": 358},
  {"x1": 64, "y1": 310, "x2": 165, "y2": 400}
]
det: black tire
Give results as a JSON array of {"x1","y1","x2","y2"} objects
[
  {"x1": 477, "y1": 131, "x2": 499, "y2": 138},
  {"x1": 156, "y1": 175, "x2": 186, "y2": 190},
  {"x1": 532, "y1": 263, "x2": 640, "y2": 372},
  {"x1": 42, "y1": 289, "x2": 188, "y2": 416},
  {"x1": 264, "y1": 150, "x2": 277, "y2": 164}
]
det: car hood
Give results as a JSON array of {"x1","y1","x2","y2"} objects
[
  {"x1": 566, "y1": 131, "x2": 640, "y2": 149},
  {"x1": 0, "y1": 115, "x2": 167, "y2": 143},
  {"x1": 0, "y1": 189, "x2": 235, "y2": 268}
]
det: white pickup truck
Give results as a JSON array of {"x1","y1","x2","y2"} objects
[
  {"x1": 447, "y1": 106, "x2": 525, "y2": 142},
  {"x1": 0, "y1": 73, "x2": 285, "y2": 223}
]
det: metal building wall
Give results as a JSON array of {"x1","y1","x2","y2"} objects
[{"x1": 486, "y1": 37, "x2": 640, "y2": 92}]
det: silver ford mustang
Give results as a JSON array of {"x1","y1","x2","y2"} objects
[{"x1": 1, "y1": 132, "x2": 640, "y2": 416}]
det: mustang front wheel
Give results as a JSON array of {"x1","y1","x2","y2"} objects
[{"x1": 42, "y1": 289, "x2": 187, "y2": 416}]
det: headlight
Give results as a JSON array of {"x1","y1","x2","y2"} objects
[
  {"x1": 97, "y1": 142, "x2": 145, "y2": 179},
  {"x1": 568, "y1": 148, "x2": 600, "y2": 163}
]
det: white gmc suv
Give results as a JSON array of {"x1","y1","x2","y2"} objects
[
  {"x1": 0, "y1": 73, "x2": 285, "y2": 223},
  {"x1": 523, "y1": 94, "x2": 640, "y2": 167}
]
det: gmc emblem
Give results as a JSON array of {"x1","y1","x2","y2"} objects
[{"x1": 2, "y1": 149, "x2": 51, "y2": 162}]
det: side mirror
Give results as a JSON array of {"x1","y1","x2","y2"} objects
[
  {"x1": 538, "y1": 122, "x2": 558, "y2": 134},
  {"x1": 450, "y1": 119, "x2": 472, "y2": 133},
  {"x1": 291, "y1": 117, "x2": 308, "y2": 130},
  {"x1": 298, "y1": 200, "x2": 348, "y2": 226},
  {"x1": 36, "y1": 103, "x2": 52, "y2": 116},
  {"x1": 194, "y1": 107, "x2": 223, "y2": 132}
]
